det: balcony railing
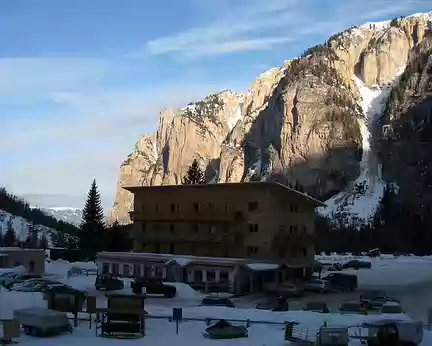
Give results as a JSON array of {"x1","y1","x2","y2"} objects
[{"x1": 129, "y1": 210, "x2": 244, "y2": 223}]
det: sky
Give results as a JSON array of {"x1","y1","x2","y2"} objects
[{"x1": 1, "y1": 0, "x2": 431, "y2": 211}]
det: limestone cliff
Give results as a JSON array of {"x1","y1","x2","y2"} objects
[{"x1": 110, "y1": 13, "x2": 432, "y2": 224}]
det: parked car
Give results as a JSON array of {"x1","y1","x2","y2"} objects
[
  {"x1": 342, "y1": 260, "x2": 372, "y2": 269},
  {"x1": 322, "y1": 273, "x2": 358, "y2": 291},
  {"x1": 94, "y1": 275, "x2": 124, "y2": 291},
  {"x1": 11, "y1": 279, "x2": 55, "y2": 291},
  {"x1": 0, "y1": 272, "x2": 20, "y2": 285},
  {"x1": 264, "y1": 282, "x2": 304, "y2": 298},
  {"x1": 380, "y1": 301, "x2": 403, "y2": 314},
  {"x1": 360, "y1": 290, "x2": 399, "y2": 309},
  {"x1": 304, "y1": 279, "x2": 330, "y2": 293},
  {"x1": 131, "y1": 278, "x2": 176, "y2": 298},
  {"x1": 339, "y1": 301, "x2": 368, "y2": 314},
  {"x1": 302, "y1": 301, "x2": 330, "y2": 313},
  {"x1": 327, "y1": 263, "x2": 343, "y2": 271},
  {"x1": 200, "y1": 296, "x2": 235, "y2": 308},
  {"x1": 4, "y1": 274, "x2": 42, "y2": 289},
  {"x1": 255, "y1": 297, "x2": 289, "y2": 311}
]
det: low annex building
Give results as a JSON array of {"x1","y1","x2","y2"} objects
[
  {"x1": 0, "y1": 247, "x2": 45, "y2": 274},
  {"x1": 101, "y1": 182, "x2": 325, "y2": 293}
]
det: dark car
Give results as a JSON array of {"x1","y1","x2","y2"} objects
[
  {"x1": 255, "y1": 297, "x2": 289, "y2": 311},
  {"x1": 360, "y1": 290, "x2": 399, "y2": 309},
  {"x1": 94, "y1": 275, "x2": 124, "y2": 291},
  {"x1": 302, "y1": 301, "x2": 330, "y2": 313},
  {"x1": 131, "y1": 278, "x2": 176, "y2": 298},
  {"x1": 200, "y1": 296, "x2": 235, "y2": 308},
  {"x1": 342, "y1": 260, "x2": 372, "y2": 269},
  {"x1": 339, "y1": 301, "x2": 367, "y2": 314},
  {"x1": 322, "y1": 273, "x2": 357, "y2": 291}
]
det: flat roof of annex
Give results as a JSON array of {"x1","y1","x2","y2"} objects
[{"x1": 124, "y1": 181, "x2": 325, "y2": 207}]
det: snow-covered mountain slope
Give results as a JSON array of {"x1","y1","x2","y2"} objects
[
  {"x1": 318, "y1": 68, "x2": 405, "y2": 225},
  {"x1": 40, "y1": 207, "x2": 83, "y2": 226},
  {"x1": 0, "y1": 209, "x2": 52, "y2": 241}
]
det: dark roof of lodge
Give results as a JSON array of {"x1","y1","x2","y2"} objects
[{"x1": 124, "y1": 181, "x2": 326, "y2": 207}]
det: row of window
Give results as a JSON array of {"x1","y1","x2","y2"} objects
[
  {"x1": 141, "y1": 201, "x2": 300, "y2": 213},
  {"x1": 141, "y1": 222, "x2": 308, "y2": 234}
]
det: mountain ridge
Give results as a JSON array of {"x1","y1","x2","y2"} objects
[{"x1": 110, "y1": 12, "x2": 432, "y2": 226}]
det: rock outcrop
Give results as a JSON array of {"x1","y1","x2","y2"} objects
[{"x1": 110, "y1": 13, "x2": 432, "y2": 224}]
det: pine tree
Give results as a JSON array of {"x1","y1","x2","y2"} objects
[
  {"x1": 4, "y1": 220, "x2": 16, "y2": 247},
  {"x1": 182, "y1": 159, "x2": 206, "y2": 185},
  {"x1": 105, "y1": 221, "x2": 133, "y2": 252},
  {"x1": 79, "y1": 179, "x2": 105, "y2": 259}
]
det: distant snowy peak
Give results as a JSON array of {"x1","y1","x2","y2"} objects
[{"x1": 41, "y1": 207, "x2": 83, "y2": 226}]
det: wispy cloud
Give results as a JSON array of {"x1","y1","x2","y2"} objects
[
  {"x1": 147, "y1": 0, "x2": 301, "y2": 57},
  {"x1": 147, "y1": 0, "x2": 427, "y2": 58}
]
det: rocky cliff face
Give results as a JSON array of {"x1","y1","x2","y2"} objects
[{"x1": 110, "y1": 13, "x2": 432, "y2": 225}]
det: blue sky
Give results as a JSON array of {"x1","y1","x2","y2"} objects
[{"x1": 0, "y1": 0, "x2": 430, "y2": 210}]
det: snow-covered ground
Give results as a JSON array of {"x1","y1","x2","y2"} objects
[
  {"x1": 2, "y1": 257, "x2": 432, "y2": 345},
  {"x1": 318, "y1": 68, "x2": 405, "y2": 226}
]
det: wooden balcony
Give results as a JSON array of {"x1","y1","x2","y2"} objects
[{"x1": 129, "y1": 210, "x2": 244, "y2": 223}]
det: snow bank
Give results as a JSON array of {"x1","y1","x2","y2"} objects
[
  {"x1": 315, "y1": 255, "x2": 432, "y2": 287},
  {"x1": 246, "y1": 263, "x2": 279, "y2": 271},
  {"x1": 164, "y1": 282, "x2": 203, "y2": 299},
  {"x1": 0, "y1": 265, "x2": 26, "y2": 275}
]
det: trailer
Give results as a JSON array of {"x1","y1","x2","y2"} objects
[{"x1": 13, "y1": 307, "x2": 72, "y2": 337}]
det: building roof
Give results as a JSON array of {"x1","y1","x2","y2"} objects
[{"x1": 124, "y1": 181, "x2": 326, "y2": 207}]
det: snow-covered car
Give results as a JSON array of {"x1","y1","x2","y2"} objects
[
  {"x1": 11, "y1": 279, "x2": 54, "y2": 291},
  {"x1": 0, "y1": 272, "x2": 20, "y2": 285},
  {"x1": 304, "y1": 279, "x2": 330, "y2": 293},
  {"x1": 200, "y1": 296, "x2": 235, "y2": 308},
  {"x1": 360, "y1": 290, "x2": 399, "y2": 309}
]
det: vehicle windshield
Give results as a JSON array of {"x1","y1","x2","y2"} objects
[
  {"x1": 382, "y1": 305, "x2": 402, "y2": 313},
  {"x1": 305, "y1": 302, "x2": 325, "y2": 310}
]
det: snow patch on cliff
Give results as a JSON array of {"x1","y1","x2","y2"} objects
[{"x1": 318, "y1": 68, "x2": 405, "y2": 226}]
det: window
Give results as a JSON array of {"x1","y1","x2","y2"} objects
[
  {"x1": 278, "y1": 248, "x2": 285, "y2": 258},
  {"x1": 170, "y1": 203, "x2": 176, "y2": 213},
  {"x1": 169, "y1": 243, "x2": 175, "y2": 254},
  {"x1": 155, "y1": 204, "x2": 159, "y2": 213},
  {"x1": 302, "y1": 248, "x2": 307, "y2": 257},
  {"x1": 142, "y1": 223, "x2": 146, "y2": 233},
  {"x1": 141, "y1": 242, "x2": 146, "y2": 250},
  {"x1": 192, "y1": 203, "x2": 199, "y2": 212},
  {"x1": 290, "y1": 225, "x2": 298, "y2": 233},
  {"x1": 155, "y1": 243, "x2": 161, "y2": 253},
  {"x1": 290, "y1": 204, "x2": 299, "y2": 213},
  {"x1": 112, "y1": 263, "x2": 119, "y2": 275},
  {"x1": 208, "y1": 203, "x2": 214, "y2": 211},
  {"x1": 220, "y1": 271, "x2": 229, "y2": 281},
  {"x1": 192, "y1": 224, "x2": 199, "y2": 233},
  {"x1": 207, "y1": 271, "x2": 216, "y2": 282},
  {"x1": 247, "y1": 246, "x2": 259, "y2": 255},
  {"x1": 102, "y1": 263, "x2": 110, "y2": 274},
  {"x1": 169, "y1": 224, "x2": 175, "y2": 233},
  {"x1": 248, "y1": 223, "x2": 259, "y2": 233},
  {"x1": 303, "y1": 225, "x2": 308, "y2": 233},
  {"x1": 248, "y1": 201, "x2": 259, "y2": 211},
  {"x1": 209, "y1": 225, "x2": 216, "y2": 234}
]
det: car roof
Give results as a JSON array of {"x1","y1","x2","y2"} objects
[{"x1": 382, "y1": 301, "x2": 400, "y2": 306}]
